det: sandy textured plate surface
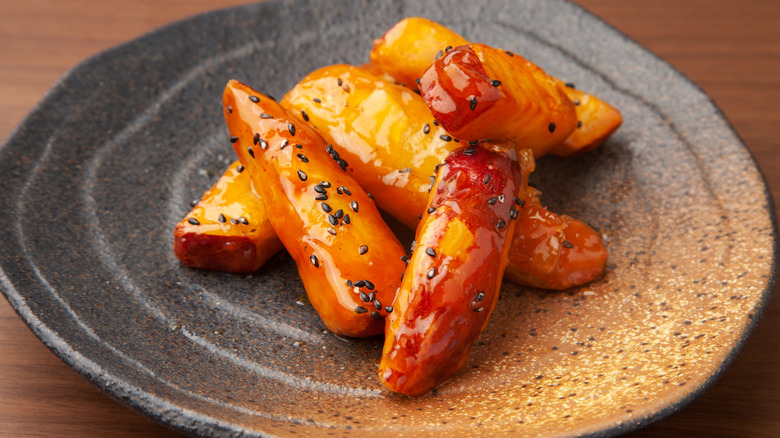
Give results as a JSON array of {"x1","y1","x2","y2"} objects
[{"x1": 0, "y1": 0, "x2": 776, "y2": 436}]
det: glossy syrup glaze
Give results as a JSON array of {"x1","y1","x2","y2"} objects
[
  {"x1": 223, "y1": 80, "x2": 407, "y2": 337},
  {"x1": 379, "y1": 145, "x2": 524, "y2": 397},
  {"x1": 173, "y1": 160, "x2": 282, "y2": 273}
]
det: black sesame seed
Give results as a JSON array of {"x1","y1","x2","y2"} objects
[
  {"x1": 343, "y1": 214, "x2": 351, "y2": 224},
  {"x1": 476, "y1": 291, "x2": 485, "y2": 301},
  {"x1": 359, "y1": 245, "x2": 368, "y2": 255},
  {"x1": 433, "y1": 120, "x2": 439, "y2": 126},
  {"x1": 368, "y1": 292, "x2": 376, "y2": 302},
  {"x1": 238, "y1": 216, "x2": 249, "y2": 225},
  {"x1": 328, "y1": 214, "x2": 338, "y2": 226},
  {"x1": 577, "y1": 120, "x2": 583, "y2": 128},
  {"x1": 562, "y1": 240, "x2": 574, "y2": 249},
  {"x1": 301, "y1": 110, "x2": 309, "y2": 121},
  {"x1": 398, "y1": 167, "x2": 411, "y2": 173},
  {"x1": 468, "y1": 96, "x2": 477, "y2": 111},
  {"x1": 498, "y1": 194, "x2": 505, "y2": 203},
  {"x1": 385, "y1": 306, "x2": 394, "y2": 313},
  {"x1": 435, "y1": 50, "x2": 444, "y2": 60},
  {"x1": 337, "y1": 78, "x2": 343, "y2": 86},
  {"x1": 360, "y1": 291, "x2": 370, "y2": 302},
  {"x1": 297, "y1": 153, "x2": 309, "y2": 163},
  {"x1": 321, "y1": 202, "x2": 332, "y2": 212},
  {"x1": 423, "y1": 123, "x2": 430, "y2": 134},
  {"x1": 497, "y1": 220, "x2": 506, "y2": 229},
  {"x1": 315, "y1": 194, "x2": 328, "y2": 201},
  {"x1": 484, "y1": 174, "x2": 490, "y2": 184},
  {"x1": 370, "y1": 311, "x2": 382, "y2": 320},
  {"x1": 490, "y1": 79, "x2": 502, "y2": 87},
  {"x1": 427, "y1": 207, "x2": 436, "y2": 214},
  {"x1": 415, "y1": 78, "x2": 421, "y2": 85},
  {"x1": 230, "y1": 218, "x2": 239, "y2": 225},
  {"x1": 346, "y1": 279, "x2": 353, "y2": 287},
  {"x1": 337, "y1": 159, "x2": 349, "y2": 171},
  {"x1": 353, "y1": 280, "x2": 366, "y2": 288},
  {"x1": 248, "y1": 146, "x2": 255, "y2": 158},
  {"x1": 319, "y1": 181, "x2": 331, "y2": 188},
  {"x1": 314, "y1": 185, "x2": 326, "y2": 194},
  {"x1": 260, "y1": 113, "x2": 273, "y2": 119},
  {"x1": 312, "y1": 97, "x2": 321, "y2": 103},
  {"x1": 565, "y1": 82, "x2": 576, "y2": 89},
  {"x1": 510, "y1": 206, "x2": 518, "y2": 220},
  {"x1": 401, "y1": 255, "x2": 409, "y2": 263},
  {"x1": 218, "y1": 213, "x2": 226, "y2": 223},
  {"x1": 287, "y1": 123, "x2": 296, "y2": 136},
  {"x1": 505, "y1": 50, "x2": 514, "y2": 57},
  {"x1": 469, "y1": 140, "x2": 480, "y2": 146},
  {"x1": 340, "y1": 187, "x2": 352, "y2": 196},
  {"x1": 515, "y1": 197, "x2": 526, "y2": 208},
  {"x1": 374, "y1": 300, "x2": 382, "y2": 310},
  {"x1": 411, "y1": 240, "x2": 416, "y2": 251},
  {"x1": 267, "y1": 95, "x2": 276, "y2": 101},
  {"x1": 190, "y1": 199, "x2": 199, "y2": 207},
  {"x1": 297, "y1": 170, "x2": 307, "y2": 181},
  {"x1": 440, "y1": 134, "x2": 452, "y2": 142},
  {"x1": 355, "y1": 306, "x2": 368, "y2": 314},
  {"x1": 236, "y1": 164, "x2": 244, "y2": 173},
  {"x1": 249, "y1": 95, "x2": 260, "y2": 103},
  {"x1": 548, "y1": 122, "x2": 556, "y2": 133},
  {"x1": 418, "y1": 214, "x2": 423, "y2": 219},
  {"x1": 188, "y1": 218, "x2": 200, "y2": 225},
  {"x1": 463, "y1": 148, "x2": 476, "y2": 155},
  {"x1": 425, "y1": 247, "x2": 436, "y2": 257},
  {"x1": 488, "y1": 197, "x2": 498, "y2": 205},
  {"x1": 230, "y1": 136, "x2": 239, "y2": 143},
  {"x1": 367, "y1": 193, "x2": 374, "y2": 200},
  {"x1": 334, "y1": 209, "x2": 344, "y2": 219},
  {"x1": 427, "y1": 267, "x2": 437, "y2": 279},
  {"x1": 573, "y1": 99, "x2": 580, "y2": 106},
  {"x1": 227, "y1": 105, "x2": 233, "y2": 113},
  {"x1": 295, "y1": 143, "x2": 302, "y2": 149},
  {"x1": 310, "y1": 254, "x2": 319, "y2": 267},
  {"x1": 473, "y1": 306, "x2": 484, "y2": 312},
  {"x1": 350, "y1": 201, "x2": 358, "y2": 213},
  {"x1": 327, "y1": 227, "x2": 337, "y2": 235},
  {"x1": 363, "y1": 280, "x2": 375, "y2": 290}
]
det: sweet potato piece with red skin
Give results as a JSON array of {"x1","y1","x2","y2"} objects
[
  {"x1": 419, "y1": 44, "x2": 577, "y2": 158},
  {"x1": 371, "y1": 17, "x2": 621, "y2": 157},
  {"x1": 174, "y1": 161, "x2": 282, "y2": 273},
  {"x1": 379, "y1": 145, "x2": 524, "y2": 397},
  {"x1": 504, "y1": 189, "x2": 608, "y2": 290},
  {"x1": 551, "y1": 84, "x2": 623, "y2": 157},
  {"x1": 370, "y1": 17, "x2": 468, "y2": 88},
  {"x1": 223, "y1": 80, "x2": 406, "y2": 337}
]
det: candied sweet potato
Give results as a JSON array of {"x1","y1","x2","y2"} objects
[
  {"x1": 283, "y1": 65, "x2": 606, "y2": 290},
  {"x1": 419, "y1": 44, "x2": 577, "y2": 157},
  {"x1": 173, "y1": 161, "x2": 282, "y2": 273},
  {"x1": 224, "y1": 80, "x2": 407, "y2": 337},
  {"x1": 551, "y1": 84, "x2": 623, "y2": 157},
  {"x1": 379, "y1": 145, "x2": 524, "y2": 397}
]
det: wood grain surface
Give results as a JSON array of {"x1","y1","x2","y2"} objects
[{"x1": 1, "y1": 0, "x2": 778, "y2": 436}]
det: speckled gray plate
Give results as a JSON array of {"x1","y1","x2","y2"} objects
[{"x1": 0, "y1": 0, "x2": 776, "y2": 436}]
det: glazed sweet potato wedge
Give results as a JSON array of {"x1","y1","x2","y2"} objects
[
  {"x1": 371, "y1": 17, "x2": 621, "y2": 157},
  {"x1": 419, "y1": 43, "x2": 577, "y2": 157},
  {"x1": 505, "y1": 188, "x2": 608, "y2": 290},
  {"x1": 174, "y1": 161, "x2": 282, "y2": 273},
  {"x1": 282, "y1": 65, "x2": 606, "y2": 290},
  {"x1": 369, "y1": 17, "x2": 468, "y2": 88},
  {"x1": 550, "y1": 84, "x2": 623, "y2": 157},
  {"x1": 223, "y1": 80, "x2": 406, "y2": 337},
  {"x1": 379, "y1": 145, "x2": 524, "y2": 397}
]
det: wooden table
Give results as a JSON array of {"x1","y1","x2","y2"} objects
[{"x1": 1, "y1": 1, "x2": 778, "y2": 436}]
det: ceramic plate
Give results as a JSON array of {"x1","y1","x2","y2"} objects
[{"x1": 0, "y1": 0, "x2": 776, "y2": 436}]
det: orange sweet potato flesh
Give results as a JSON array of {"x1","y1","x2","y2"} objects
[
  {"x1": 551, "y1": 84, "x2": 623, "y2": 157},
  {"x1": 371, "y1": 17, "x2": 621, "y2": 156},
  {"x1": 419, "y1": 44, "x2": 577, "y2": 158},
  {"x1": 173, "y1": 161, "x2": 282, "y2": 273},
  {"x1": 370, "y1": 17, "x2": 468, "y2": 88},
  {"x1": 282, "y1": 65, "x2": 606, "y2": 290},
  {"x1": 379, "y1": 145, "x2": 524, "y2": 397},
  {"x1": 223, "y1": 80, "x2": 407, "y2": 337}
]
